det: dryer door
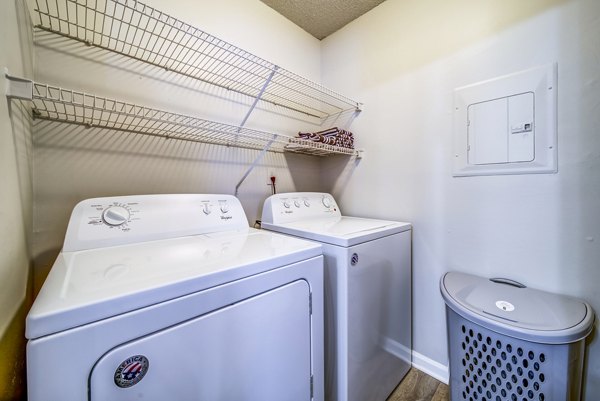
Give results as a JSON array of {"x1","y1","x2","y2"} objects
[{"x1": 90, "y1": 280, "x2": 312, "y2": 401}]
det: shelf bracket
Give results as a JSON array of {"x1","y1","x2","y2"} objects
[
  {"x1": 4, "y1": 70, "x2": 33, "y2": 100},
  {"x1": 234, "y1": 134, "x2": 278, "y2": 197},
  {"x1": 238, "y1": 66, "x2": 278, "y2": 131},
  {"x1": 233, "y1": 66, "x2": 279, "y2": 196}
]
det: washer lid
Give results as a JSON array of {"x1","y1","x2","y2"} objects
[
  {"x1": 260, "y1": 192, "x2": 411, "y2": 246},
  {"x1": 440, "y1": 272, "x2": 594, "y2": 344},
  {"x1": 262, "y1": 216, "x2": 411, "y2": 247},
  {"x1": 26, "y1": 229, "x2": 321, "y2": 339}
]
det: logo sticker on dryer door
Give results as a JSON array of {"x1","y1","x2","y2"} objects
[
  {"x1": 114, "y1": 355, "x2": 149, "y2": 388},
  {"x1": 495, "y1": 300, "x2": 515, "y2": 312}
]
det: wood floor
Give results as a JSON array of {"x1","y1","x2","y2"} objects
[{"x1": 386, "y1": 368, "x2": 449, "y2": 401}]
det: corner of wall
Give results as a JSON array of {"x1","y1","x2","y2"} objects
[{"x1": 0, "y1": 0, "x2": 36, "y2": 399}]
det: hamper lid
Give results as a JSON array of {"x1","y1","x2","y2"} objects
[{"x1": 440, "y1": 272, "x2": 594, "y2": 344}]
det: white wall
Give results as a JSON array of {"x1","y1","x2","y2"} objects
[
  {"x1": 321, "y1": 0, "x2": 600, "y2": 396},
  {"x1": 30, "y1": 0, "x2": 329, "y2": 278},
  {"x1": 0, "y1": 0, "x2": 33, "y2": 341},
  {"x1": 0, "y1": 0, "x2": 34, "y2": 397}
]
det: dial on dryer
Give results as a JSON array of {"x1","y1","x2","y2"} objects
[{"x1": 102, "y1": 206, "x2": 130, "y2": 226}]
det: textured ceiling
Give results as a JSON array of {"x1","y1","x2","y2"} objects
[{"x1": 260, "y1": 0, "x2": 387, "y2": 40}]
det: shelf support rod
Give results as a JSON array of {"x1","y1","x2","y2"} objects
[
  {"x1": 234, "y1": 66, "x2": 279, "y2": 197},
  {"x1": 234, "y1": 134, "x2": 278, "y2": 197},
  {"x1": 237, "y1": 66, "x2": 278, "y2": 131},
  {"x1": 4, "y1": 70, "x2": 33, "y2": 101}
]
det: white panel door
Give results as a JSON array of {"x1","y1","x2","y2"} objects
[
  {"x1": 90, "y1": 280, "x2": 312, "y2": 401},
  {"x1": 468, "y1": 98, "x2": 509, "y2": 165}
]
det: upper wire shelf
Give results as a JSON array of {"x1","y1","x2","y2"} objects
[
  {"x1": 6, "y1": 75, "x2": 358, "y2": 157},
  {"x1": 32, "y1": 0, "x2": 362, "y2": 119}
]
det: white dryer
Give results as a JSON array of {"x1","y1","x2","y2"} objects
[
  {"x1": 261, "y1": 193, "x2": 412, "y2": 401},
  {"x1": 26, "y1": 194, "x2": 324, "y2": 401}
]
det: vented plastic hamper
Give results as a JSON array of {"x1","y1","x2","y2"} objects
[{"x1": 440, "y1": 272, "x2": 594, "y2": 401}]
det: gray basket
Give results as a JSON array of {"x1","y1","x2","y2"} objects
[{"x1": 441, "y1": 272, "x2": 594, "y2": 401}]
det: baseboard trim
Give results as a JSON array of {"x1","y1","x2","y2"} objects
[{"x1": 411, "y1": 350, "x2": 449, "y2": 384}]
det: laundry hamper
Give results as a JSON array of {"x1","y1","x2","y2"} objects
[{"x1": 440, "y1": 272, "x2": 594, "y2": 401}]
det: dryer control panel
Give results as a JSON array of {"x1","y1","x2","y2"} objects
[
  {"x1": 262, "y1": 192, "x2": 342, "y2": 224},
  {"x1": 63, "y1": 194, "x2": 248, "y2": 251}
]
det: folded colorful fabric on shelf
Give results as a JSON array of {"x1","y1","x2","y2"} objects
[
  {"x1": 335, "y1": 129, "x2": 354, "y2": 149},
  {"x1": 296, "y1": 127, "x2": 354, "y2": 149}
]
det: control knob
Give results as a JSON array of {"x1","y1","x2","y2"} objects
[
  {"x1": 102, "y1": 206, "x2": 130, "y2": 226},
  {"x1": 322, "y1": 197, "x2": 332, "y2": 208}
]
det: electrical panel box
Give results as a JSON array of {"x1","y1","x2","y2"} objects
[{"x1": 453, "y1": 63, "x2": 557, "y2": 177}]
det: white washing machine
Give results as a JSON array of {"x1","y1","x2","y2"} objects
[
  {"x1": 26, "y1": 194, "x2": 324, "y2": 401},
  {"x1": 261, "y1": 193, "x2": 412, "y2": 401}
]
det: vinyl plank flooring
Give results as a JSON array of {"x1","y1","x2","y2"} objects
[{"x1": 387, "y1": 368, "x2": 449, "y2": 401}]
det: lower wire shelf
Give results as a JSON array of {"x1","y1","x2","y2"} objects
[
  {"x1": 284, "y1": 138, "x2": 356, "y2": 156},
  {"x1": 6, "y1": 75, "x2": 358, "y2": 157}
]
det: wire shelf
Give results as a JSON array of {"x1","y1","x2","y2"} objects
[
  {"x1": 18, "y1": 80, "x2": 357, "y2": 156},
  {"x1": 284, "y1": 138, "x2": 356, "y2": 156},
  {"x1": 33, "y1": 0, "x2": 362, "y2": 119}
]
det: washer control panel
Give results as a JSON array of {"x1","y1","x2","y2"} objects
[
  {"x1": 261, "y1": 192, "x2": 341, "y2": 224},
  {"x1": 63, "y1": 194, "x2": 248, "y2": 252}
]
